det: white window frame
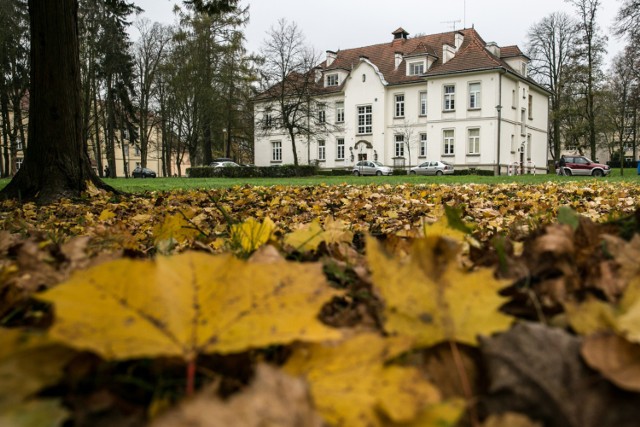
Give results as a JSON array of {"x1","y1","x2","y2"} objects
[
  {"x1": 336, "y1": 138, "x2": 345, "y2": 160},
  {"x1": 443, "y1": 85, "x2": 455, "y2": 111},
  {"x1": 443, "y1": 129, "x2": 455, "y2": 155},
  {"x1": 419, "y1": 91, "x2": 427, "y2": 116},
  {"x1": 357, "y1": 105, "x2": 372, "y2": 134},
  {"x1": 318, "y1": 139, "x2": 326, "y2": 161},
  {"x1": 419, "y1": 133, "x2": 427, "y2": 157},
  {"x1": 521, "y1": 109, "x2": 526, "y2": 135},
  {"x1": 395, "y1": 94, "x2": 405, "y2": 118},
  {"x1": 468, "y1": 82, "x2": 481, "y2": 109},
  {"x1": 409, "y1": 61, "x2": 424, "y2": 76},
  {"x1": 318, "y1": 104, "x2": 326, "y2": 123},
  {"x1": 272, "y1": 141, "x2": 282, "y2": 162},
  {"x1": 335, "y1": 101, "x2": 344, "y2": 123},
  {"x1": 467, "y1": 128, "x2": 480, "y2": 154},
  {"x1": 528, "y1": 95, "x2": 533, "y2": 119},
  {"x1": 326, "y1": 73, "x2": 339, "y2": 87},
  {"x1": 395, "y1": 134, "x2": 405, "y2": 157}
]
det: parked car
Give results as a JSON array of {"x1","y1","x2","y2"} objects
[
  {"x1": 352, "y1": 160, "x2": 393, "y2": 176},
  {"x1": 409, "y1": 160, "x2": 454, "y2": 176},
  {"x1": 558, "y1": 155, "x2": 610, "y2": 177},
  {"x1": 210, "y1": 161, "x2": 240, "y2": 168},
  {"x1": 132, "y1": 167, "x2": 156, "y2": 178},
  {"x1": 209, "y1": 157, "x2": 234, "y2": 166}
]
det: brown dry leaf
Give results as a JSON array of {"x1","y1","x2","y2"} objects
[
  {"x1": 285, "y1": 332, "x2": 441, "y2": 427},
  {"x1": 368, "y1": 236, "x2": 512, "y2": 347},
  {"x1": 422, "y1": 343, "x2": 480, "y2": 399},
  {"x1": 481, "y1": 322, "x2": 640, "y2": 427},
  {"x1": 482, "y1": 412, "x2": 542, "y2": 427},
  {"x1": 39, "y1": 252, "x2": 341, "y2": 361},
  {"x1": 151, "y1": 364, "x2": 323, "y2": 427},
  {"x1": 581, "y1": 333, "x2": 640, "y2": 392}
]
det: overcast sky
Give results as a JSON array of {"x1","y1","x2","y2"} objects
[{"x1": 133, "y1": 0, "x2": 624, "y2": 67}]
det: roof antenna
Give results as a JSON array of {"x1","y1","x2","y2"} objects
[{"x1": 440, "y1": 19, "x2": 461, "y2": 31}]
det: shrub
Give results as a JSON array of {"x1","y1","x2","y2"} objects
[{"x1": 186, "y1": 165, "x2": 318, "y2": 178}]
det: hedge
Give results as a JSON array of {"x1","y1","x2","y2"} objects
[{"x1": 186, "y1": 165, "x2": 318, "y2": 178}]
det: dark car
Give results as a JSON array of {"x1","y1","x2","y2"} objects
[
  {"x1": 132, "y1": 167, "x2": 156, "y2": 178},
  {"x1": 558, "y1": 155, "x2": 610, "y2": 177}
]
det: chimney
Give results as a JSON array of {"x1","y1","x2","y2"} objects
[
  {"x1": 326, "y1": 50, "x2": 337, "y2": 67},
  {"x1": 442, "y1": 45, "x2": 455, "y2": 64},
  {"x1": 394, "y1": 52, "x2": 403, "y2": 69},
  {"x1": 486, "y1": 42, "x2": 501, "y2": 57},
  {"x1": 454, "y1": 32, "x2": 464, "y2": 51}
]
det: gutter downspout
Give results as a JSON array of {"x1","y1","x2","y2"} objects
[{"x1": 496, "y1": 69, "x2": 505, "y2": 175}]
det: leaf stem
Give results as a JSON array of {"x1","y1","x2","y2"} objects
[
  {"x1": 186, "y1": 359, "x2": 196, "y2": 396},
  {"x1": 449, "y1": 340, "x2": 479, "y2": 427}
]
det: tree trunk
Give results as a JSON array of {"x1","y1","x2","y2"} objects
[{"x1": 1, "y1": 0, "x2": 113, "y2": 203}]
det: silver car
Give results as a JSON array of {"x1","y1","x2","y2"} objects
[
  {"x1": 352, "y1": 160, "x2": 393, "y2": 176},
  {"x1": 409, "y1": 160, "x2": 454, "y2": 176}
]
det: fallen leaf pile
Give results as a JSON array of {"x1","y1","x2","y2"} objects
[{"x1": 0, "y1": 181, "x2": 640, "y2": 426}]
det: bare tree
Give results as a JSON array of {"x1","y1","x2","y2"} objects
[
  {"x1": 604, "y1": 48, "x2": 638, "y2": 174},
  {"x1": 133, "y1": 18, "x2": 171, "y2": 168},
  {"x1": 614, "y1": 0, "x2": 640, "y2": 43},
  {"x1": 565, "y1": 0, "x2": 607, "y2": 160},
  {"x1": 526, "y1": 12, "x2": 577, "y2": 161},
  {"x1": 258, "y1": 18, "x2": 321, "y2": 166}
]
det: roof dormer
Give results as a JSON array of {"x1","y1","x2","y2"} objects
[
  {"x1": 392, "y1": 27, "x2": 409, "y2": 43},
  {"x1": 326, "y1": 50, "x2": 337, "y2": 67}
]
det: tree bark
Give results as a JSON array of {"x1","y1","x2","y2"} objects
[{"x1": 1, "y1": 0, "x2": 113, "y2": 203}]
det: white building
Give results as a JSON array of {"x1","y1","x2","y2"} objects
[{"x1": 254, "y1": 27, "x2": 550, "y2": 174}]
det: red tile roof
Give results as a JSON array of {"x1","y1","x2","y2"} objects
[{"x1": 258, "y1": 28, "x2": 547, "y2": 99}]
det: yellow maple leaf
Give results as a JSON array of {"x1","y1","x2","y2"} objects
[
  {"x1": 230, "y1": 217, "x2": 275, "y2": 254},
  {"x1": 284, "y1": 217, "x2": 353, "y2": 252},
  {"x1": 367, "y1": 236, "x2": 512, "y2": 347},
  {"x1": 38, "y1": 252, "x2": 341, "y2": 361},
  {"x1": 564, "y1": 296, "x2": 618, "y2": 336},
  {"x1": 0, "y1": 328, "x2": 75, "y2": 413},
  {"x1": 285, "y1": 333, "x2": 441, "y2": 427},
  {"x1": 98, "y1": 209, "x2": 116, "y2": 222},
  {"x1": 390, "y1": 399, "x2": 465, "y2": 427},
  {"x1": 153, "y1": 213, "x2": 200, "y2": 249},
  {"x1": 284, "y1": 220, "x2": 325, "y2": 252}
]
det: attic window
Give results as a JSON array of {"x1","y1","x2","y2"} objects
[
  {"x1": 409, "y1": 61, "x2": 424, "y2": 76},
  {"x1": 521, "y1": 63, "x2": 527, "y2": 77},
  {"x1": 326, "y1": 74, "x2": 338, "y2": 87}
]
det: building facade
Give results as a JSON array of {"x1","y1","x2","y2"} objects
[{"x1": 254, "y1": 28, "x2": 550, "y2": 174}]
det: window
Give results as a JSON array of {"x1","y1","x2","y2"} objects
[
  {"x1": 512, "y1": 90, "x2": 517, "y2": 108},
  {"x1": 527, "y1": 134, "x2": 532, "y2": 159},
  {"x1": 419, "y1": 133, "x2": 427, "y2": 157},
  {"x1": 134, "y1": 145, "x2": 141, "y2": 156},
  {"x1": 409, "y1": 61, "x2": 424, "y2": 75},
  {"x1": 124, "y1": 145, "x2": 130, "y2": 157},
  {"x1": 468, "y1": 128, "x2": 480, "y2": 154},
  {"x1": 528, "y1": 95, "x2": 533, "y2": 119},
  {"x1": 336, "y1": 102, "x2": 344, "y2": 123},
  {"x1": 318, "y1": 104, "x2": 326, "y2": 123},
  {"x1": 469, "y1": 82, "x2": 481, "y2": 109},
  {"x1": 318, "y1": 140, "x2": 326, "y2": 161},
  {"x1": 272, "y1": 141, "x2": 282, "y2": 162},
  {"x1": 337, "y1": 138, "x2": 345, "y2": 160},
  {"x1": 326, "y1": 74, "x2": 338, "y2": 86},
  {"x1": 511, "y1": 134, "x2": 516, "y2": 152},
  {"x1": 395, "y1": 94, "x2": 405, "y2": 118},
  {"x1": 521, "y1": 109, "x2": 526, "y2": 135},
  {"x1": 16, "y1": 137, "x2": 23, "y2": 151},
  {"x1": 16, "y1": 157, "x2": 23, "y2": 170},
  {"x1": 443, "y1": 129, "x2": 455, "y2": 155},
  {"x1": 521, "y1": 62, "x2": 527, "y2": 76},
  {"x1": 395, "y1": 134, "x2": 405, "y2": 157},
  {"x1": 357, "y1": 105, "x2": 372, "y2": 134},
  {"x1": 444, "y1": 85, "x2": 455, "y2": 111},
  {"x1": 263, "y1": 112, "x2": 273, "y2": 129},
  {"x1": 419, "y1": 91, "x2": 428, "y2": 116}
]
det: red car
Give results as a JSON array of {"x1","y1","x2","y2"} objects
[{"x1": 558, "y1": 155, "x2": 610, "y2": 177}]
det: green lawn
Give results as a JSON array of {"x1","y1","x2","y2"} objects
[{"x1": 1, "y1": 169, "x2": 638, "y2": 194}]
